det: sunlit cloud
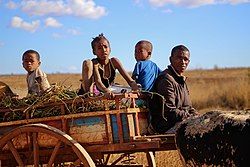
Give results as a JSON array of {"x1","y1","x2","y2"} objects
[
  {"x1": 20, "y1": 0, "x2": 69, "y2": 16},
  {"x1": 45, "y1": 17, "x2": 62, "y2": 28},
  {"x1": 148, "y1": 0, "x2": 250, "y2": 8},
  {"x1": 6, "y1": 1, "x2": 18, "y2": 9},
  {"x1": 68, "y1": 0, "x2": 107, "y2": 19},
  {"x1": 19, "y1": 0, "x2": 107, "y2": 19},
  {"x1": 10, "y1": 16, "x2": 40, "y2": 33}
]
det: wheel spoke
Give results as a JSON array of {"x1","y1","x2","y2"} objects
[
  {"x1": 146, "y1": 151, "x2": 156, "y2": 167},
  {"x1": 7, "y1": 141, "x2": 24, "y2": 166},
  {"x1": 104, "y1": 154, "x2": 111, "y2": 165},
  {"x1": 110, "y1": 153, "x2": 127, "y2": 165},
  {"x1": 33, "y1": 132, "x2": 39, "y2": 167},
  {"x1": 48, "y1": 141, "x2": 61, "y2": 167}
]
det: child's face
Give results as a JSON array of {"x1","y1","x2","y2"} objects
[
  {"x1": 22, "y1": 53, "x2": 40, "y2": 73},
  {"x1": 134, "y1": 44, "x2": 149, "y2": 61},
  {"x1": 93, "y1": 39, "x2": 111, "y2": 61}
]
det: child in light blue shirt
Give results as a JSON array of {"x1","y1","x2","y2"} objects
[{"x1": 132, "y1": 40, "x2": 161, "y2": 91}]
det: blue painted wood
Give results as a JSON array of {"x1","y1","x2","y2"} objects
[
  {"x1": 121, "y1": 113, "x2": 130, "y2": 142},
  {"x1": 111, "y1": 114, "x2": 131, "y2": 143},
  {"x1": 68, "y1": 115, "x2": 108, "y2": 143},
  {"x1": 69, "y1": 116, "x2": 105, "y2": 127},
  {"x1": 111, "y1": 114, "x2": 119, "y2": 143}
]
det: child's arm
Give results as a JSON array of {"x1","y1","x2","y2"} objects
[
  {"x1": 132, "y1": 62, "x2": 140, "y2": 81},
  {"x1": 81, "y1": 60, "x2": 94, "y2": 93},
  {"x1": 111, "y1": 57, "x2": 139, "y2": 91},
  {"x1": 34, "y1": 69, "x2": 50, "y2": 94}
]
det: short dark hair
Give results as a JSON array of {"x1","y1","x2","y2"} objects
[
  {"x1": 171, "y1": 45, "x2": 189, "y2": 58},
  {"x1": 91, "y1": 33, "x2": 110, "y2": 51},
  {"x1": 22, "y1": 49, "x2": 40, "y2": 61},
  {"x1": 135, "y1": 40, "x2": 153, "y2": 53}
]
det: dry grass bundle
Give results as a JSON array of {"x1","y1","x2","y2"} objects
[
  {"x1": 0, "y1": 84, "x2": 137, "y2": 122},
  {"x1": 0, "y1": 84, "x2": 78, "y2": 121}
]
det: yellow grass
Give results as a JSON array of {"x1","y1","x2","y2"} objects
[
  {"x1": 0, "y1": 67, "x2": 248, "y2": 167},
  {"x1": 185, "y1": 68, "x2": 249, "y2": 113}
]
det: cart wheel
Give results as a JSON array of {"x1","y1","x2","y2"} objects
[
  {"x1": 145, "y1": 151, "x2": 156, "y2": 167},
  {"x1": 97, "y1": 151, "x2": 156, "y2": 167},
  {"x1": 0, "y1": 123, "x2": 96, "y2": 167}
]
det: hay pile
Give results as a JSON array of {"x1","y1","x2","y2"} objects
[{"x1": 0, "y1": 84, "x2": 136, "y2": 122}]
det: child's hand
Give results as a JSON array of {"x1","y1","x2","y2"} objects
[
  {"x1": 104, "y1": 90, "x2": 115, "y2": 99},
  {"x1": 130, "y1": 81, "x2": 140, "y2": 91},
  {"x1": 130, "y1": 82, "x2": 141, "y2": 96},
  {"x1": 12, "y1": 93, "x2": 19, "y2": 99},
  {"x1": 189, "y1": 108, "x2": 200, "y2": 116}
]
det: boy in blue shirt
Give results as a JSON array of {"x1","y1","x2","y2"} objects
[{"x1": 132, "y1": 40, "x2": 161, "y2": 91}]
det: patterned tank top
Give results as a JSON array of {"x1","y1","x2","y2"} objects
[{"x1": 92, "y1": 58, "x2": 116, "y2": 88}]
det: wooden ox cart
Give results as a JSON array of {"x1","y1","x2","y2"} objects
[{"x1": 0, "y1": 93, "x2": 176, "y2": 166}]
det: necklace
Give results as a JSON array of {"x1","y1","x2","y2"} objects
[{"x1": 102, "y1": 60, "x2": 111, "y2": 80}]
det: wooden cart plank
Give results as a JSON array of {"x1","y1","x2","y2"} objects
[{"x1": 84, "y1": 140, "x2": 161, "y2": 153}]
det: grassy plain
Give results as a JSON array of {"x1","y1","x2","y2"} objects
[
  {"x1": 0, "y1": 67, "x2": 249, "y2": 166},
  {"x1": 117, "y1": 67, "x2": 249, "y2": 112}
]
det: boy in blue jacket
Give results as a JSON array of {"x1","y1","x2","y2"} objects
[{"x1": 132, "y1": 40, "x2": 161, "y2": 91}]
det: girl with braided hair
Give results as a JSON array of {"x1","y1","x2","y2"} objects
[{"x1": 78, "y1": 33, "x2": 139, "y2": 98}]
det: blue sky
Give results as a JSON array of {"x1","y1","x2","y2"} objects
[{"x1": 0, "y1": 0, "x2": 249, "y2": 74}]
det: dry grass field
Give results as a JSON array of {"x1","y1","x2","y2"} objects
[
  {"x1": 0, "y1": 67, "x2": 249, "y2": 166},
  {"x1": 186, "y1": 67, "x2": 249, "y2": 113}
]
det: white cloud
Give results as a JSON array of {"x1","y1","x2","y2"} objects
[
  {"x1": 10, "y1": 16, "x2": 40, "y2": 33},
  {"x1": 20, "y1": 0, "x2": 107, "y2": 19},
  {"x1": 21, "y1": 0, "x2": 69, "y2": 16},
  {"x1": 45, "y1": 17, "x2": 62, "y2": 28},
  {"x1": 6, "y1": 1, "x2": 18, "y2": 9},
  {"x1": 67, "y1": 28, "x2": 81, "y2": 35},
  {"x1": 148, "y1": 0, "x2": 250, "y2": 8},
  {"x1": 68, "y1": 0, "x2": 107, "y2": 19}
]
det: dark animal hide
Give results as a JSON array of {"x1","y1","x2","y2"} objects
[{"x1": 176, "y1": 110, "x2": 250, "y2": 167}]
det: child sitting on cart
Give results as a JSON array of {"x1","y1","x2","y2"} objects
[
  {"x1": 132, "y1": 40, "x2": 161, "y2": 92},
  {"x1": 22, "y1": 49, "x2": 50, "y2": 96},
  {"x1": 78, "y1": 33, "x2": 139, "y2": 98}
]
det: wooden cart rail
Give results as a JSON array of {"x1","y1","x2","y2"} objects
[{"x1": 0, "y1": 93, "x2": 177, "y2": 166}]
